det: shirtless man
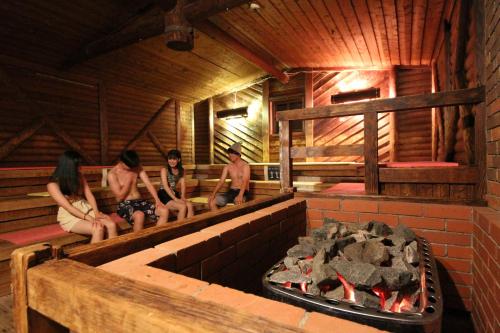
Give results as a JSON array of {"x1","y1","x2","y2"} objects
[
  {"x1": 208, "y1": 143, "x2": 250, "y2": 211},
  {"x1": 108, "y1": 150, "x2": 168, "y2": 231}
]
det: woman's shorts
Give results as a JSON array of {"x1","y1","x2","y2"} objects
[{"x1": 57, "y1": 199, "x2": 95, "y2": 232}]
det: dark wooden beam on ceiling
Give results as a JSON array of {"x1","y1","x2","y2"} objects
[{"x1": 64, "y1": 1, "x2": 288, "y2": 83}]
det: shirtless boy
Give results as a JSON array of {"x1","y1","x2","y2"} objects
[
  {"x1": 208, "y1": 143, "x2": 250, "y2": 211},
  {"x1": 108, "y1": 150, "x2": 168, "y2": 231}
]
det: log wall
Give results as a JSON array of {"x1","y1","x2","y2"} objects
[
  {"x1": 395, "y1": 68, "x2": 432, "y2": 162},
  {"x1": 193, "y1": 100, "x2": 210, "y2": 164},
  {"x1": 0, "y1": 59, "x2": 193, "y2": 167}
]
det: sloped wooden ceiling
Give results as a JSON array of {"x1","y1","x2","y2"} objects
[
  {"x1": 210, "y1": 0, "x2": 447, "y2": 68},
  {"x1": 0, "y1": 0, "x2": 265, "y2": 103}
]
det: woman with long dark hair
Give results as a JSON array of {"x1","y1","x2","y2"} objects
[
  {"x1": 158, "y1": 149, "x2": 194, "y2": 221},
  {"x1": 47, "y1": 151, "x2": 117, "y2": 243}
]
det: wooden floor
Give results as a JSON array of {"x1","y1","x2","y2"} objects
[{"x1": 0, "y1": 294, "x2": 14, "y2": 333}]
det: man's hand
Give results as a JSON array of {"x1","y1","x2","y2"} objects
[
  {"x1": 208, "y1": 194, "x2": 215, "y2": 205},
  {"x1": 155, "y1": 200, "x2": 166, "y2": 209},
  {"x1": 234, "y1": 194, "x2": 244, "y2": 205}
]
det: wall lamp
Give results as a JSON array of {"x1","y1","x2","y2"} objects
[{"x1": 216, "y1": 106, "x2": 248, "y2": 119}]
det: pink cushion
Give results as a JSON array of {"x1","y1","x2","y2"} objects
[
  {"x1": 110, "y1": 213, "x2": 126, "y2": 224},
  {"x1": 0, "y1": 224, "x2": 68, "y2": 245},
  {"x1": 322, "y1": 183, "x2": 365, "y2": 194},
  {"x1": 384, "y1": 162, "x2": 459, "y2": 168}
]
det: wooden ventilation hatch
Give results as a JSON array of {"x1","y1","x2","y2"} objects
[{"x1": 331, "y1": 88, "x2": 380, "y2": 104}]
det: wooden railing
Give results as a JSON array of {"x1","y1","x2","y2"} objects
[{"x1": 276, "y1": 86, "x2": 485, "y2": 196}]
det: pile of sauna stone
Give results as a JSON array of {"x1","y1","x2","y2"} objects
[{"x1": 268, "y1": 218, "x2": 421, "y2": 310}]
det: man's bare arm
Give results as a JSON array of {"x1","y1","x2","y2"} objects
[
  {"x1": 139, "y1": 169, "x2": 163, "y2": 205},
  {"x1": 209, "y1": 166, "x2": 229, "y2": 200}
]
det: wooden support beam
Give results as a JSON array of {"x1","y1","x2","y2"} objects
[
  {"x1": 443, "y1": 21, "x2": 457, "y2": 162},
  {"x1": 0, "y1": 118, "x2": 45, "y2": 161},
  {"x1": 304, "y1": 72, "x2": 314, "y2": 162},
  {"x1": 175, "y1": 100, "x2": 181, "y2": 149},
  {"x1": 279, "y1": 120, "x2": 293, "y2": 192},
  {"x1": 276, "y1": 87, "x2": 485, "y2": 121},
  {"x1": 194, "y1": 21, "x2": 288, "y2": 83},
  {"x1": 290, "y1": 145, "x2": 364, "y2": 159},
  {"x1": 261, "y1": 80, "x2": 270, "y2": 163},
  {"x1": 388, "y1": 68, "x2": 397, "y2": 162},
  {"x1": 98, "y1": 82, "x2": 108, "y2": 165},
  {"x1": 117, "y1": 99, "x2": 175, "y2": 161},
  {"x1": 147, "y1": 131, "x2": 169, "y2": 160},
  {"x1": 208, "y1": 97, "x2": 214, "y2": 164},
  {"x1": 364, "y1": 113, "x2": 379, "y2": 195},
  {"x1": 26, "y1": 259, "x2": 304, "y2": 333}
]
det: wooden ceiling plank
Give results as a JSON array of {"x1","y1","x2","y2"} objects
[
  {"x1": 382, "y1": 0, "x2": 401, "y2": 65},
  {"x1": 430, "y1": 0, "x2": 456, "y2": 62},
  {"x1": 335, "y1": 0, "x2": 372, "y2": 66},
  {"x1": 420, "y1": 0, "x2": 446, "y2": 65},
  {"x1": 396, "y1": 0, "x2": 413, "y2": 65},
  {"x1": 366, "y1": 0, "x2": 392, "y2": 66},
  {"x1": 351, "y1": 0, "x2": 382, "y2": 66},
  {"x1": 411, "y1": 0, "x2": 429, "y2": 65}
]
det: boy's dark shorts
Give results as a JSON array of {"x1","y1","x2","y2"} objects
[
  {"x1": 117, "y1": 199, "x2": 157, "y2": 225},
  {"x1": 215, "y1": 188, "x2": 249, "y2": 207}
]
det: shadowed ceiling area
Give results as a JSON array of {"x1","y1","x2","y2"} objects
[{"x1": 0, "y1": 0, "x2": 451, "y2": 102}]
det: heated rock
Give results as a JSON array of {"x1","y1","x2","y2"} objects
[
  {"x1": 335, "y1": 236, "x2": 357, "y2": 251},
  {"x1": 316, "y1": 239, "x2": 338, "y2": 258},
  {"x1": 287, "y1": 244, "x2": 315, "y2": 258},
  {"x1": 367, "y1": 221, "x2": 393, "y2": 237},
  {"x1": 323, "y1": 219, "x2": 339, "y2": 239},
  {"x1": 363, "y1": 241, "x2": 390, "y2": 265},
  {"x1": 324, "y1": 285, "x2": 344, "y2": 300},
  {"x1": 331, "y1": 260, "x2": 382, "y2": 288},
  {"x1": 311, "y1": 248, "x2": 338, "y2": 287},
  {"x1": 393, "y1": 224, "x2": 417, "y2": 243},
  {"x1": 380, "y1": 267, "x2": 413, "y2": 290},
  {"x1": 404, "y1": 241, "x2": 419, "y2": 265},
  {"x1": 298, "y1": 258, "x2": 313, "y2": 273},
  {"x1": 284, "y1": 256, "x2": 298, "y2": 269},
  {"x1": 312, "y1": 228, "x2": 328, "y2": 242},
  {"x1": 353, "y1": 290, "x2": 380, "y2": 308},
  {"x1": 269, "y1": 270, "x2": 311, "y2": 284},
  {"x1": 298, "y1": 236, "x2": 315, "y2": 246},
  {"x1": 343, "y1": 242, "x2": 364, "y2": 261},
  {"x1": 306, "y1": 283, "x2": 321, "y2": 296},
  {"x1": 392, "y1": 256, "x2": 419, "y2": 284},
  {"x1": 384, "y1": 291, "x2": 399, "y2": 311}
]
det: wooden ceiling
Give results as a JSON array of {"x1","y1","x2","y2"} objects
[{"x1": 0, "y1": 0, "x2": 453, "y2": 103}]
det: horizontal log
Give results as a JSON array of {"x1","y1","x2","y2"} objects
[
  {"x1": 379, "y1": 167, "x2": 478, "y2": 184},
  {"x1": 290, "y1": 145, "x2": 364, "y2": 158},
  {"x1": 276, "y1": 87, "x2": 485, "y2": 121}
]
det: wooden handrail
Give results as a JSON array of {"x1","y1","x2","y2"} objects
[{"x1": 276, "y1": 86, "x2": 485, "y2": 121}]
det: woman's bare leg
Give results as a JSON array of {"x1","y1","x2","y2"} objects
[
  {"x1": 132, "y1": 211, "x2": 145, "y2": 232},
  {"x1": 98, "y1": 215, "x2": 118, "y2": 238},
  {"x1": 166, "y1": 201, "x2": 186, "y2": 222},
  {"x1": 155, "y1": 205, "x2": 169, "y2": 226},
  {"x1": 70, "y1": 220, "x2": 104, "y2": 243},
  {"x1": 185, "y1": 201, "x2": 194, "y2": 218}
]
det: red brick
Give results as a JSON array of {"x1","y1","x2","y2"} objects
[
  {"x1": 430, "y1": 243, "x2": 447, "y2": 256},
  {"x1": 261, "y1": 224, "x2": 280, "y2": 243},
  {"x1": 476, "y1": 212, "x2": 491, "y2": 233},
  {"x1": 446, "y1": 219, "x2": 473, "y2": 233},
  {"x1": 307, "y1": 198, "x2": 340, "y2": 210},
  {"x1": 236, "y1": 233, "x2": 262, "y2": 258},
  {"x1": 201, "y1": 219, "x2": 251, "y2": 248},
  {"x1": 436, "y1": 257, "x2": 472, "y2": 272},
  {"x1": 196, "y1": 284, "x2": 258, "y2": 308},
  {"x1": 323, "y1": 211, "x2": 359, "y2": 223},
  {"x1": 309, "y1": 219, "x2": 323, "y2": 230},
  {"x1": 247, "y1": 213, "x2": 271, "y2": 234},
  {"x1": 359, "y1": 213, "x2": 398, "y2": 227},
  {"x1": 341, "y1": 199, "x2": 378, "y2": 213},
  {"x1": 399, "y1": 216, "x2": 445, "y2": 231},
  {"x1": 98, "y1": 248, "x2": 175, "y2": 275},
  {"x1": 418, "y1": 230, "x2": 471, "y2": 246},
  {"x1": 241, "y1": 297, "x2": 306, "y2": 327},
  {"x1": 307, "y1": 209, "x2": 322, "y2": 221},
  {"x1": 179, "y1": 263, "x2": 201, "y2": 279},
  {"x1": 422, "y1": 204, "x2": 473, "y2": 220},
  {"x1": 447, "y1": 246, "x2": 473, "y2": 259},
  {"x1": 303, "y1": 312, "x2": 386, "y2": 333},
  {"x1": 201, "y1": 245, "x2": 236, "y2": 278},
  {"x1": 378, "y1": 201, "x2": 422, "y2": 216}
]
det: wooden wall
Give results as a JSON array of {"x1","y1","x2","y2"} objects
[
  {"x1": 193, "y1": 100, "x2": 210, "y2": 164},
  {"x1": 395, "y1": 68, "x2": 432, "y2": 162},
  {"x1": 313, "y1": 70, "x2": 390, "y2": 162},
  {"x1": 213, "y1": 85, "x2": 263, "y2": 163},
  {"x1": 0, "y1": 59, "x2": 193, "y2": 167}
]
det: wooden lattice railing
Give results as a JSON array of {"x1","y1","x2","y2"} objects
[{"x1": 276, "y1": 86, "x2": 485, "y2": 198}]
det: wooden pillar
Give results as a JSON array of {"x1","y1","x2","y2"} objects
[
  {"x1": 279, "y1": 120, "x2": 292, "y2": 192},
  {"x1": 262, "y1": 80, "x2": 270, "y2": 163},
  {"x1": 208, "y1": 97, "x2": 214, "y2": 164},
  {"x1": 443, "y1": 21, "x2": 458, "y2": 162},
  {"x1": 364, "y1": 112, "x2": 379, "y2": 194},
  {"x1": 98, "y1": 82, "x2": 108, "y2": 165},
  {"x1": 388, "y1": 68, "x2": 397, "y2": 162},
  {"x1": 304, "y1": 72, "x2": 314, "y2": 162},
  {"x1": 175, "y1": 100, "x2": 181, "y2": 149}
]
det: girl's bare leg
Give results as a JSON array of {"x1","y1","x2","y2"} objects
[
  {"x1": 155, "y1": 205, "x2": 169, "y2": 226},
  {"x1": 185, "y1": 201, "x2": 194, "y2": 218},
  {"x1": 166, "y1": 201, "x2": 186, "y2": 222},
  {"x1": 132, "y1": 211, "x2": 145, "y2": 232},
  {"x1": 70, "y1": 220, "x2": 104, "y2": 243}
]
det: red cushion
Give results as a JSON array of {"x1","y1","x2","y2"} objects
[
  {"x1": 0, "y1": 224, "x2": 68, "y2": 245},
  {"x1": 384, "y1": 162, "x2": 459, "y2": 168},
  {"x1": 322, "y1": 183, "x2": 365, "y2": 194},
  {"x1": 110, "y1": 213, "x2": 126, "y2": 224}
]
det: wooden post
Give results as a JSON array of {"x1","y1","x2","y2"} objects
[
  {"x1": 262, "y1": 80, "x2": 270, "y2": 163},
  {"x1": 431, "y1": 61, "x2": 438, "y2": 161},
  {"x1": 364, "y1": 112, "x2": 379, "y2": 194},
  {"x1": 148, "y1": 131, "x2": 169, "y2": 160},
  {"x1": 443, "y1": 20, "x2": 458, "y2": 162},
  {"x1": 304, "y1": 72, "x2": 314, "y2": 162},
  {"x1": 208, "y1": 97, "x2": 214, "y2": 164},
  {"x1": 388, "y1": 68, "x2": 397, "y2": 162},
  {"x1": 279, "y1": 120, "x2": 292, "y2": 192},
  {"x1": 0, "y1": 118, "x2": 45, "y2": 161},
  {"x1": 175, "y1": 100, "x2": 181, "y2": 149},
  {"x1": 98, "y1": 82, "x2": 108, "y2": 165},
  {"x1": 191, "y1": 104, "x2": 196, "y2": 164}
]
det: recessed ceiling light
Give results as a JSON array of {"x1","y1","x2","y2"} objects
[{"x1": 249, "y1": 2, "x2": 261, "y2": 10}]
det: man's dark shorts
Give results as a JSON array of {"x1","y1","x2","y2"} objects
[
  {"x1": 215, "y1": 188, "x2": 249, "y2": 207},
  {"x1": 117, "y1": 199, "x2": 157, "y2": 225}
]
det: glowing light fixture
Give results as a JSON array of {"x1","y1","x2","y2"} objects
[{"x1": 216, "y1": 106, "x2": 248, "y2": 119}]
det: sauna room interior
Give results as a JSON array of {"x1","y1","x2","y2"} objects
[{"x1": 0, "y1": 0, "x2": 498, "y2": 332}]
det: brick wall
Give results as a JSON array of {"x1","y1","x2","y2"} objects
[
  {"x1": 99, "y1": 198, "x2": 386, "y2": 332},
  {"x1": 471, "y1": 207, "x2": 499, "y2": 333},
  {"x1": 306, "y1": 198, "x2": 474, "y2": 311},
  {"x1": 485, "y1": 0, "x2": 500, "y2": 210}
]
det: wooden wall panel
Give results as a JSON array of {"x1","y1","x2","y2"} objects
[
  {"x1": 312, "y1": 70, "x2": 390, "y2": 162},
  {"x1": 193, "y1": 100, "x2": 210, "y2": 164},
  {"x1": 395, "y1": 68, "x2": 432, "y2": 162},
  {"x1": 179, "y1": 102, "x2": 194, "y2": 164},
  {"x1": 213, "y1": 85, "x2": 263, "y2": 164}
]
